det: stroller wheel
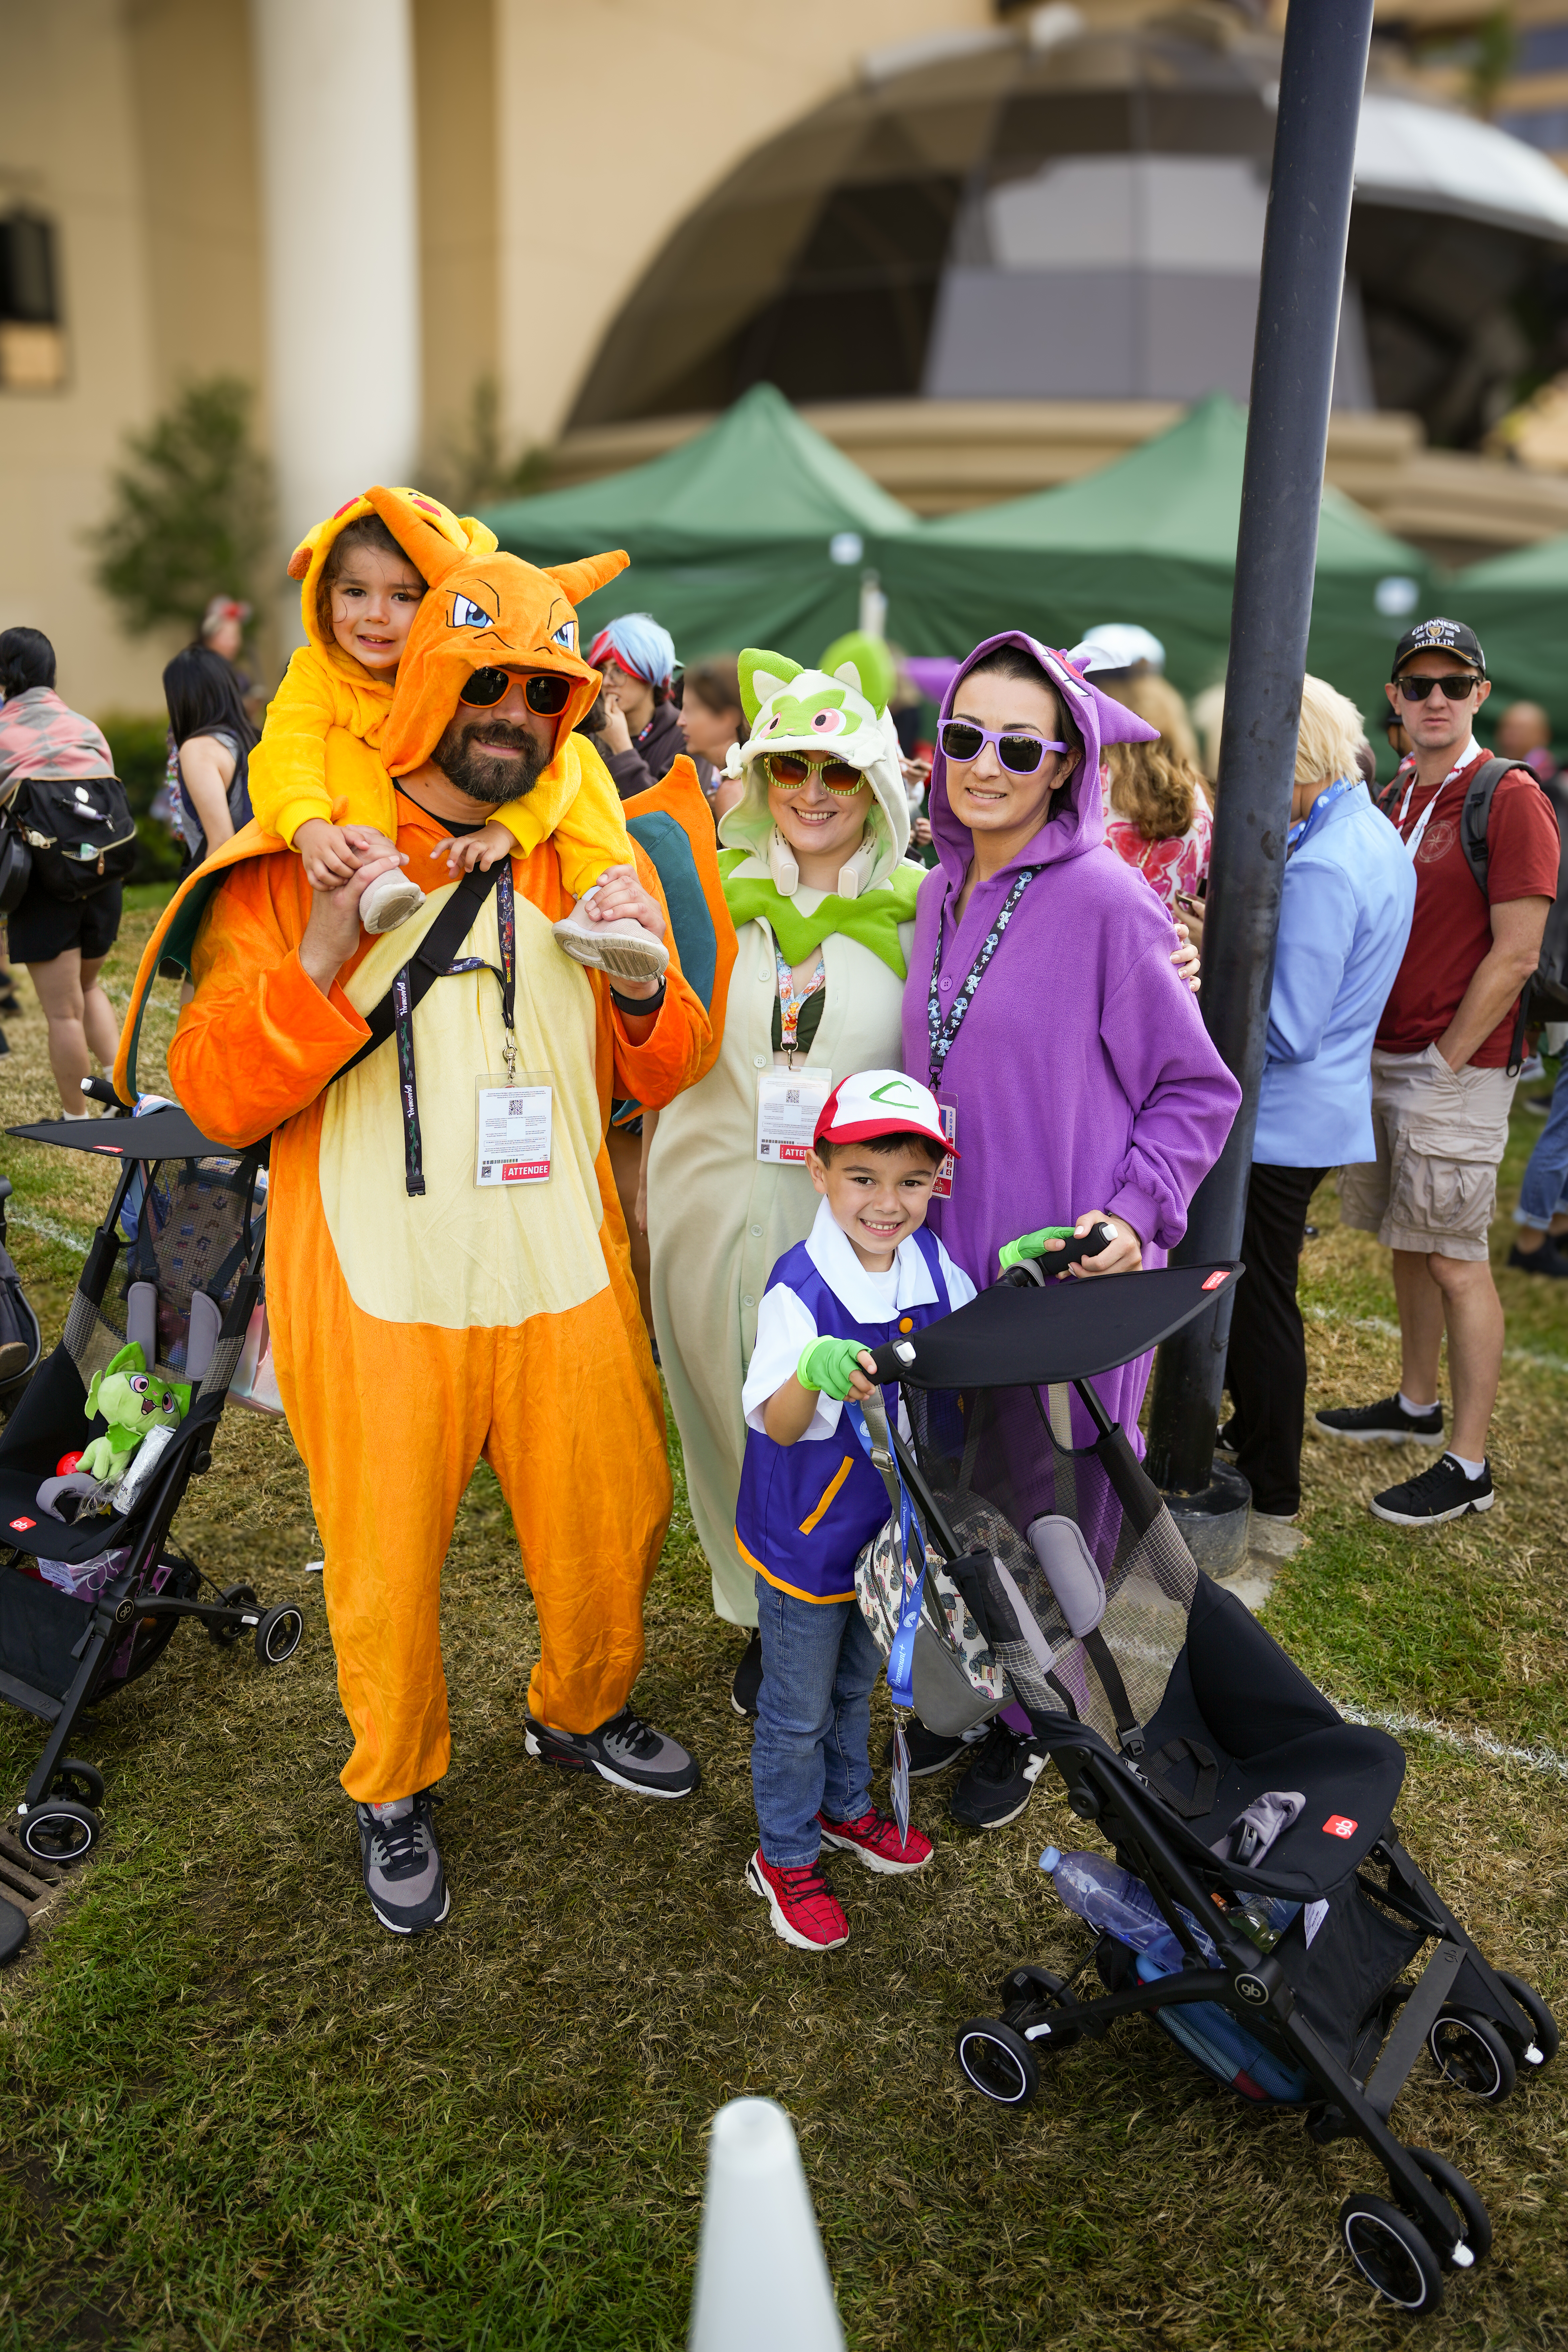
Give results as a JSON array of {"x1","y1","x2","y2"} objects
[
  {"x1": 254, "y1": 1603, "x2": 304, "y2": 1667},
  {"x1": 211, "y1": 1584, "x2": 258, "y2": 1644},
  {"x1": 1429, "y1": 2007, "x2": 1517, "y2": 2103},
  {"x1": 954, "y1": 2017, "x2": 1039, "y2": 2107},
  {"x1": 49, "y1": 1758, "x2": 105, "y2": 1809},
  {"x1": 19, "y1": 1799, "x2": 101, "y2": 1867},
  {"x1": 1405, "y1": 2147, "x2": 1491, "y2": 2266},
  {"x1": 1339, "y1": 2195, "x2": 1444, "y2": 2314},
  {"x1": 1495, "y1": 1970, "x2": 1559, "y2": 2065}
]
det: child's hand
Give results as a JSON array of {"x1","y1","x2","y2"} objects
[
  {"x1": 295, "y1": 819, "x2": 364, "y2": 890},
  {"x1": 431, "y1": 821, "x2": 514, "y2": 875},
  {"x1": 340, "y1": 824, "x2": 402, "y2": 865},
  {"x1": 797, "y1": 1338, "x2": 879, "y2": 1402}
]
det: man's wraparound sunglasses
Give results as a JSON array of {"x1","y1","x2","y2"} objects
[
  {"x1": 460, "y1": 667, "x2": 573, "y2": 713},
  {"x1": 939, "y1": 720, "x2": 1069, "y2": 774},
  {"x1": 764, "y1": 750, "x2": 867, "y2": 795},
  {"x1": 1391, "y1": 673, "x2": 1482, "y2": 702}
]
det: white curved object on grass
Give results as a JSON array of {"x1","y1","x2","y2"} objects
[{"x1": 688, "y1": 2099, "x2": 845, "y2": 2352}]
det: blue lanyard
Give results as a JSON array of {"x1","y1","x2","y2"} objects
[{"x1": 1286, "y1": 773, "x2": 1357, "y2": 858}]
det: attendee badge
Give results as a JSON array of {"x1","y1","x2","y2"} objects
[
  {"x1": 931, "y1": 1097, "x2": 958, "y2": 1200},
  {"x1": 476, "y1": 1071, "x2": 552, "y2": 1186},
  {"x1": 756, "y1": 1066, "x2": 832, "y2": 1164}
]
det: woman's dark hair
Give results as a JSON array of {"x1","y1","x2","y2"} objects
[
  {"x1": 684, "y1": 653, "x2": 748, "y2": 741},
  {"x1": 315, "y1": 513, "x2": 426, "y2": 639},
  {"x1": 0, "y1": 626, "x2": 57, "y2": 696},
  {"x1": 163, "y1": 644, "x2": 257, "y2": 751},
  {"x1": 960, "y1": 643, "x2": 1084, "y2": 823}
]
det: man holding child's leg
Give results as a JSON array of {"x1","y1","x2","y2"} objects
[{"x1": 736, "y1": 1073, "x2": 977, "y2": 1951}]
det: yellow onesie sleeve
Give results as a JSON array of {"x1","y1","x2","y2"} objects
[
  {"x1": 248, "y1": 645, "x2": 398, "y2": 848},
  {"x1": 488, "y1": 734, "x2": 634, "y2": 897}
]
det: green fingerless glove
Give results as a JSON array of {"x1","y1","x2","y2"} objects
[
  {"x1": 797, "y1": 1337, "x2": 869, "y2": 1401},
  {"x1": 997, "y1": 1226, "x2": 1077, "y2": 1274}
]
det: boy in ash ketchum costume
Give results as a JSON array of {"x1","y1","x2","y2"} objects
[{"x1": 115, "y1": 492, "x2": 722, "y2": 1936}]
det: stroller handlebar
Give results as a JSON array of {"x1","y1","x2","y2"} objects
[
  {"x1": 80, "y1": 1076, "x2": 132, "y2": 1114},
  {"x1": 1002, "y1": 1222, "x2": 1117, "y2": 1284}
]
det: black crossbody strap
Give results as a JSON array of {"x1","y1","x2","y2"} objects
[{"x1": 332, "y1": 861, "x2": 504, "y2": 1086}]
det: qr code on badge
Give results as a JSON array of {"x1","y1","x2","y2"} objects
[
  {"x1": 786, "y1": 1087, "x2": 800, "y2": 1105},
  {"x1": 509, "y1": 1095, "x2": 526, "y2": 1116}
]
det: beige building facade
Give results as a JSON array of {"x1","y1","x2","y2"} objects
[{"x1": 4, "y1": 0, "x2": 1568, "y2": 718}]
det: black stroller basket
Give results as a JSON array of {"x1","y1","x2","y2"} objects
[
  {"x1": 0, "y1": 1108, "x2": 305, "y2": 1869},
  {"x1": 866, "y1": 1261, "x2": 1557, "y2": 2319}
]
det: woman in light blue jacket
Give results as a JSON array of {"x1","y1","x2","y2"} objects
[{"x1": 1220, "y1": 676, "x2": 1416, "y2": 1517}]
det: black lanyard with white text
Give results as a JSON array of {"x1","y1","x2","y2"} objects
[
  {"x1": 926, "y1": 865, "x2": 1041, "y2": 1089},
  {"x1": 396, "y1": 859, "x2": 517, "y2": 1195}
]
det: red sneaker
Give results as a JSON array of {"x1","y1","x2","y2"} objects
[
  {"x1": 817, "y1": 1806, "x2": 933, "y2": 1874},
  {"x1": 746, "y1": 1849, "x2": 849, "y2": 1952}
]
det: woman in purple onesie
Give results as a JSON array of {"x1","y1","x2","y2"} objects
[{"x1": 899, "y1": 631, "x2": 1241, "y2": 1829}]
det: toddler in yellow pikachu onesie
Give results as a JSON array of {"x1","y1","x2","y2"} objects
[{"x1": 245, "y1": 485, "x2": 669, "y2": 981}]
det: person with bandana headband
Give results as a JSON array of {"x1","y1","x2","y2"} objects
[{"x1": 588, "y1": 614, "x2": 701, "y2": 800}]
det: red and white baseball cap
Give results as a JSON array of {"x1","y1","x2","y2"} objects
[{"x1": 813, "y1": 1069, "x2": 957, "y2": 1156}]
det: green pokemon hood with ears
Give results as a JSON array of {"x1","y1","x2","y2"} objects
[{"x1": 717, "y1": 648, "x2": 918, "y2": 975}]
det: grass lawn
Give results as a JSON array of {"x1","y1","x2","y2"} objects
[{"x1": 1, "y1": 897, "x2": 1564, "y2": 2350}]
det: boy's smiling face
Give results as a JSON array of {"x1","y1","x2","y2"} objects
[
  {"x1": 808, "y1": 1138, "x2": 940, "y2": 1273},
  {"x1": 329, "y1": 546, "x2": 426, "y2": 672}
]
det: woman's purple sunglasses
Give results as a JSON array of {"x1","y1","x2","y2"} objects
[{"x1": 940, "y1": 720, "x2": 1069, "y2": 775}]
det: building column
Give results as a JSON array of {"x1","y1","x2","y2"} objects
[{"x1": 251, "y1": 0, "x2": 420, "y2": 596}]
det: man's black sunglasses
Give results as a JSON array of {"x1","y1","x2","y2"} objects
[
  {"x1": 1391, "y1": 672, "x2": 1482, "y2": 702},
  {"x1": 460, "y1": 668, "x2": 573, "y2": 714}
]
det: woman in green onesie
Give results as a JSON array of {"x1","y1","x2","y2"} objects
[{"x1": 646, "y1": 647, "x2": 920, "y2": 1717}]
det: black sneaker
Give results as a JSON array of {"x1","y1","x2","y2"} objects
[
  {"x1": 1508, "y1": 1237, "x2": 1568, "y2": 1278},
  {"x1": 1370, "y1": 1454, "x2": 1494, "y2": 1526},
  {"x1": 525, "y1": 1702, "x2": 700, "y2": 1798},
  {"x1": 880, "y1": 1719, "x2": 985, "y2": 1778},
  {"x1": 355, "y1": 1790, "x2": 448, "y2": 1935},
  {"x1": 1214, "y1": 1419, "x2": 1240, "y2": 1463},
  {"x1": 730, "y1": 1629, "x2": 763, "y2": 1719},
  {"x1": 948, "y1": 1721, "x2": 1046, "y2": 1829},
  {"x1": 1314, "y1": 1395, "x2": 1444, "y2": 1447}
]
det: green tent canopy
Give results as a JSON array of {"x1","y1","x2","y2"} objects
[
  {"x1": 481, "y1": 382, "x2": 918, "y2": 661},
  {"x1": 1452, "y1": 535, "x2": 1568, "y2": 746},
  {"x1": 879, "y1": 393, "x2": 1433, "y2": 740}
]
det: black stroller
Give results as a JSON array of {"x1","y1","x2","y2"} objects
[
  {"x1": 0, "y1": 1104, "x2": 303, "y2": 1873},
  {"x1": 863, "y1": 1259, "x2": 1558, "y2": 2319}
]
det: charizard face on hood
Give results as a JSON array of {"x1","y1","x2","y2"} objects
[
  {"x1": 354, "y1": 485, "x2": 629, "y2": 777},
  {"x1": 929, "y1": 630, "x2": 1160, "y2": 884}
]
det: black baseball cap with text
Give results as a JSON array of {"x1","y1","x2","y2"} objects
[{"x1": 1390, "y1": 617, "x2": 1487, "y2": 677}]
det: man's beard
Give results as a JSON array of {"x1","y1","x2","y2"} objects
[{"x1": 431, "y1": 714, "x2": 549, "y2": 804}]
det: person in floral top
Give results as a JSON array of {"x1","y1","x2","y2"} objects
[{"x1": 1096, "y1": 671, "x2": 1213, "y2": 937}]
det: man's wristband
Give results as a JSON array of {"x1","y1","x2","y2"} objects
[{"x1": 610, "y1": 979, "x2": 666, "y2": 1017}]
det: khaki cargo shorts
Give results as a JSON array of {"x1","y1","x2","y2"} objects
[{"x1": 1337, "y1": 1045, "x2": 1516, "y2": 1262}]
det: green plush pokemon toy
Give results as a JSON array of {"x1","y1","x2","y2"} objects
[{"x1": 80, "y1": 1342, "x2": 186, "y2": 1481}]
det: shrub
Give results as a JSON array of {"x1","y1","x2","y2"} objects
[{"x1": 88, "y1": 377, "x2": 273, "y2": 642}]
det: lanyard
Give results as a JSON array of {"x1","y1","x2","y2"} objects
[
  {"x1": 927, "y1": 865, "x2": 1040, "y2": 1088},
  {"x1": 395, "y1": 860, "x2": 518, "y2": 1195},
  {"x1": 1395, "y1": 746, "x2": 1479, "y2": 865}
]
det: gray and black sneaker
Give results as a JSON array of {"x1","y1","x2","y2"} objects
[
  {"x1": 355, "y1": 1790, "x2": 449, "y2": 1935},
  {"x1": 525, "y1": 1702, "x2": 700, "y2": 1798},
  {"x1": 1371, "y1": 1454, "x2": 1494, "y2": 1526},
  {"x1": 1314, "y1": 1394, "x2": 1444, "y2": 1447},
  {"x1": 881, "y1": 1718, "x2": 989, "y2": 1778},
  {"x1": 949, "y1": 1721, "x2": 1046, "y2": 1829}
]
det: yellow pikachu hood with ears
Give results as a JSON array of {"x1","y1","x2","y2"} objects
[
  {"x1": 364, "y1": 485, "x2": 629, "y2": 776},
  {"x1": 285, "y1": 486, "x2": 496, "y2": 662}
]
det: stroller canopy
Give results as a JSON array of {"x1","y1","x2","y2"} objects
[{"x1": 890, "y1": 1263, "x2": 1238, "y2": 1389}]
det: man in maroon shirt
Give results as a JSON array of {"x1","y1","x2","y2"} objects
[{"x1": 1317, "y1": 619, "x2": 1558, "y2": 1524}]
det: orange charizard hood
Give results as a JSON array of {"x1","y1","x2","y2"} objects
[
  {"x1": 359, "y1": 484, "x2": 629, "y2": 776},
  {"x1": 285, "y1": 486, "x2": 496, "y2": 682}
]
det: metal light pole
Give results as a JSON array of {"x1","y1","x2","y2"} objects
[{"x1": 1145, "y1": 0, "x2": 1376, "y2": 1532}]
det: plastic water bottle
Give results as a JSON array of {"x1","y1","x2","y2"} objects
[
  {"x1": 1229, "y1": 1893, "x2": 1302, "y2": 1953},
  {"x1": 1039, "y1": 1846, "x2": 1218, "y2": 1965}
]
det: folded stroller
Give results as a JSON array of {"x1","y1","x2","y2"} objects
[
  {"x1": 0, "y1": 1104, "x2": 304, "y2": 1871},
  {"x1": 860, "y1": 1258, "x2": 1557, "y2": 2319}
]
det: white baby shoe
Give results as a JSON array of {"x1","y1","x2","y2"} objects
[
  {"x1": 359, "y1": 871, "x2": 427, "y2": 935},
  {"x1": 551, "y1": 892, "x2": 670, "y2": 984}
]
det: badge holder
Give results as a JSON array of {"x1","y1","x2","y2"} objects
[
  {"x1": 932, "y1": 1096, "x2": 958, "y2": 1201},
  {"x1": 475, "y1": 1018, "x2": 553, "y2": 1187},
  {"x1": 755, "y1": 1065, "x2": 833, "y2": 1165}
]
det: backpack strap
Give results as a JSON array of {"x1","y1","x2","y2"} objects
[
  {"x1": 332, "y1": 860, "x2": 504, "y2": 1086},
  {"x1": 1459, "y1": 757, "x2": 1532, "y2": 897}
]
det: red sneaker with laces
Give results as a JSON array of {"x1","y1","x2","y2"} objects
[
  {"x1": 746, "y1": 1849, "x2": 849, "y2": 1952},
  {"x1": 817, "y1": 1806, "x2": 933, "y2": 1874}
]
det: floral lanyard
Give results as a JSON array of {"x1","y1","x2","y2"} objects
[
  {"x1": 775, "y1": 943, "x2": 825, "y2": 1059},
  {"x1": 926, "y1": 866, "x2": 1041, "y2": 1088}
]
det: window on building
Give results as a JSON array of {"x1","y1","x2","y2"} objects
[
  {"x1": 0, "y1": 211, "x2": 67, "y2": 391},
  {"x1": 1517, "y1": 24, "x2": 1568, "y2": 76},
  {"x1": 1497, "y1": 106, "x2": 1568, "y2": 155}
]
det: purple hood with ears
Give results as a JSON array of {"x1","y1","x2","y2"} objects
[{"x1": 929, "y1": 630, "x2": 1161, "y2": 883}]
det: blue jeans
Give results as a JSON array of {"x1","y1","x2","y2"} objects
[
  {"x1": 752, "y1": 1572, "x2": 879, "y2": 1867},
  {"x1": 1517, "y1": 1070, "x2": 1568, "y2": 1227}
]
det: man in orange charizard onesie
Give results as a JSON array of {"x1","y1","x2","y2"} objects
[{"x1": 117, "y1": 487, "x2": 718, "y2": 1935}]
